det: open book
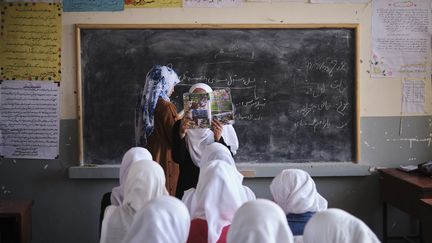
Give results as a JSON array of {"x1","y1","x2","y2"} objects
[{"x1": 183, "y1": 88, "x2": 235, "y2": 129}]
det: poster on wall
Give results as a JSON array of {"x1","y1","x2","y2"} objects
[
  {"x1": 0, "y1": 2, "x2": 61, "y2": 81},
  {"x1": 63, "y1": 0, "x2": 124, "y2": 12},
  {"x1": 401, "y1": 79, "x2": 425, "y2": 114},
  {"x1": 2, "y1": 0, "x2": 61, "y2": 2},
  {"x1": 184, "y1": 0, "x2": 241, "y2": 8},
  {"x1": 371, "y1": 0, "x2": 431, "y2": 78},
  {"x1": 269, "y1": 0, "x2": 305, "y2": 2},
  {"x1": 125, "y1": 0, "x2": 181, "y2": 8},
  {"x1": 310, "y1": 0, "x2": 368, "y2": 3},
  {"x1": 0, "y1": 80, "x2": 60, "y2": 159}
]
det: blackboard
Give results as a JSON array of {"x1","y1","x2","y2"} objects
[{"x1": 76, "y1": 24, "x2": 358, "y2": 165}]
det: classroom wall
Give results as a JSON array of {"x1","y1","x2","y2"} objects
[{"x1": 1, "y1": 2, "x2": 431, "y2": 243}]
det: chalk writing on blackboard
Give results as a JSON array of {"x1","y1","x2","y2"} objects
[{"x1": 78, "y1": 26, "x2": 357, "y2": 164}]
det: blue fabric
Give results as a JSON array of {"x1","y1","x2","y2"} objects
[
  {"x1": 135, "y1": 65, "x2": 180, "y2": 146},
  {"x1": 287, "y1": 211, "x2": 315, "y2": 236}
]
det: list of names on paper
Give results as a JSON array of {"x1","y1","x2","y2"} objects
[
  {"x1": 0, "y1": 2, "x2": 61, "y2": 81},
  {"x1": 402, "y1": 80, "x2": 425, "y2": 114},
  {"x1": 0, "y1": 80, "x2": 60, "y2": 159}
]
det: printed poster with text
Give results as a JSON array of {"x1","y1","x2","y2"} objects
[
  {"x1": 0, "y1": 2, "x2": 61, "y2": 81},
  {"x1": 371, "y1": 0, "x2": 431, "y2": 78},
  {"x1": 125, "y1": 0, "x2": 181, "y2": 8},
  {"x1": 183, "y1": 0, "x2": 241, "y2": 8},
  {"x1": 0, "y1": 80, "x2": 60, "y2": 159},
  {"x1": 63, "y1": 0, "x2": 123, "y2": 12}
]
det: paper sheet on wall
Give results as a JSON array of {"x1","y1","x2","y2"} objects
[
  {"x1": 371, "y1": 0, "x2": 431, "y2": 78},
  {"x1": 125, "y1": 0, "x2": 181, "y2": 8},
  {"x1": 310, "y1": 0, "x2": 369, "y2": 3},
  {"x1": 2, "y1": 0, "x2": 61, "y2": 3},
  {"x1": 0, "y1": 3, "x2": 61, "y2": 81},
  {"x1": 269, "y1": 0, "x2": 305, "y2": 2},
  {"x1": 401, "y1": 79, "x2": 425, "y2": 114},
  {"x1": 184, "y1": 0, "x2": 240, "y2": 8},
  {"x1": 63, "y1": 0, "x2": 124, "y2": 12},
  {"x1": 0, "y1": 80, "x2": 60, "y2": 159}
]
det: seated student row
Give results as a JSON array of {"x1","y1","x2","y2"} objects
[{"x1": 100, "y1": 144, "x2": 380, "y2": 243}]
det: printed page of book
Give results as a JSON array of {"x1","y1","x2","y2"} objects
[
  {"x1": 183, "y1": 92, "x2": 211, "y2": 129},
  {"x1": 210, "y1": 88, "x2": 235, "y2": 125}
]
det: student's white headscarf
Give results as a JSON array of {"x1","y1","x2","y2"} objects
[
  {"x1": 227, "y1": 199, "x2": 294, "y2": 243},
  {"x1": 121, "y1": 196, "x2": 190, "y2": 243},
  {"x1": 185, "y1": 83, "x2": 239, "y2": 167},
  {"x1": 100, "y1": 160, "x2": 168, "y2": 243},
  {"x1": 270, "y1": 169, "x2": 328, "y2": 214},
  {"x1": 303, "y1": 208, "x2": 381, "y2": 243},
  {"x1": 110, "y1": 147, "x2": 153, "y2": 206},
  {"x1": 188, "y1": 160, "x2": 250, "y2": 243},
  {"x1": 135, "y1": 65, "x2": 180, "y2": 146},
  {"x1": 182, "y1": 143, "x2": 256, "y2": 212}
]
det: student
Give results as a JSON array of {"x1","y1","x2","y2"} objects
[
  {"x1": 303, "y1": 208, "x2": 380, "y2": 243},
  {"x1": 182, "y1": 142, "x2": 255, "y2": 212},
  {"x1": 269, "y1": 169, "x2": 328, "y2": 235},
  {"x1": 135, "y1": 64, "x2": 181, "y2": 195},
  {"x1": 227, "y1": 199, "x2": 294, "y2": 243},
  {"x1": 186, "y1": 160, "x2": 250, "y2": 243},
  {"x1": 172, "y1": 83, "x2": 239, "y2": 199},
  {"x1": 99, "y1": 147, "x2": 153, "y2": 236},
  {"x1": 122, "y1": 196, "x2": 191, "y2": 243},
  {"x1": 100, "y1": 160, "x2": 168, "y2": 243},
  {"x1": 110, "y1": 147, "x2": 153, "y2": 205}
]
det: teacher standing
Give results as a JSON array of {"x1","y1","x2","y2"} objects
[{"x1": 135, "y1": 64, "x2": 180, "y2": 195}]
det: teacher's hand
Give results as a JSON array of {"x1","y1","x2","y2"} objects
[{"x1": 211, "y1": 120, "x2": 223, "y2": 142}]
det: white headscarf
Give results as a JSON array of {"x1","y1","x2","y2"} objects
[
  {"x1": 185, "y1": 83, "x2": 239, "y2": 167},
  {"x1": 303, "y1": 208, "x2": 381, "y2": 243},
  {"x1": 110, "y1": 147, "x2": 153, "y2": 206},
  {"x1": 227, "y1": 199, "x2": 294, "y2": 243},
  {"x1": 100, "y1": 160, "x2": 168, "y2": 243},
  {"x1": 135, "y1": 65, "x2": 180, "y2": 146},
  {"x1": 270, "y1": 169, "x2": 328, "y2": 214},
  {"x1": 182, "y1": 143, "x2": 256, "y2": 212},
  {"x1": 188, "y1": 160, "x2": 250, "y2": 243},
  {"x1": 121, "y1": 196, "x2": 190, "y2": 243}
]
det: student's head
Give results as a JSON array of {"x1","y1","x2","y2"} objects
[
  {"x1": 122, "y1": 196, "x2": 191, "y2": 243},
  {"x1": 110, "y1": 147, "x2": 153, "y2": 205},
  {"x1": 270, "y1": 169, "x2": 327, "y2": 214},
  {"x1": 119, "y1": 147, "x2": 152, "y2": 186},
  {"x1": 123, "y1": 160, "x2": 168, "y2": 212},
  {"x1": 191, "y1": 160, "x2": 249, "y2": 243},
  {"x1": 189, "y1": 83, "x2": 213, "y2": 94},
  {"x1": 303, "y1": 208, "x2": 380, "y2": 243},
  {"x1": 227, "y1": 199, "x2": 294, "y2": 243},
  {"x1": 200, "y1": 142, "x2": 235, "y2": 169}
]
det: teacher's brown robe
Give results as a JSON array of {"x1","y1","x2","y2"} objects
[{"x1": 146, "y1": 98, "x2": 179, "y2": 196}]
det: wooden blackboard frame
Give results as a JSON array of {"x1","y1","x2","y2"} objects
[{"x1": 75, "y1": 23, "x2": 360, "y2": 166}]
